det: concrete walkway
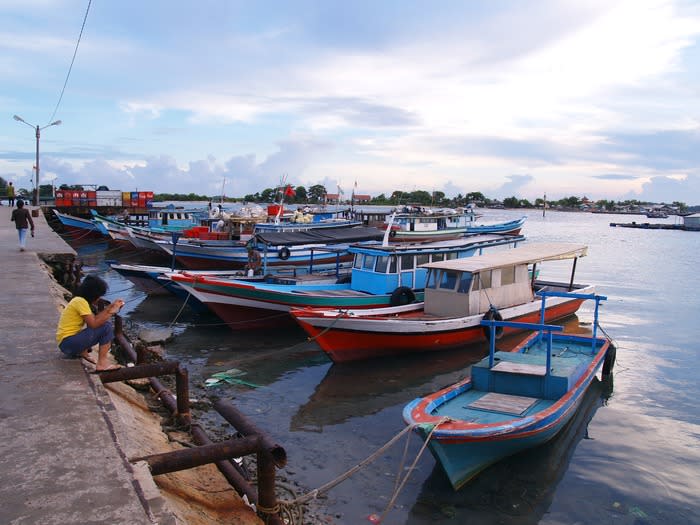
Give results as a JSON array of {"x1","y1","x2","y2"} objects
[{"x1": 0, "y1": 205, "x2": 155, "y2": 524}]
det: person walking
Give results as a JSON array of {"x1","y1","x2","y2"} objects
[
  {"x1": 10, "y1": 199, "x2": 35, "y2": 251},
  {"x1": 7, "y1": 182, "x2": 15, "y2": 206},
  {"x1": 56, "y1": 274, "x2": 124, "y2": 372}
]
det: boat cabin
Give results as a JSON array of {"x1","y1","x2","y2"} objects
[
  {"x1": 148, "y1": 209, "x2": 199, "y2": 230},
  {"x1": 421, "y1": 243, "x2": 588, "y2": 316},
  {"x1": 348, "y1": 235, "x2": 525, "y2": 295},
  {"x1": 389, "y1": 207, "x2": 475, "y2": 233}
]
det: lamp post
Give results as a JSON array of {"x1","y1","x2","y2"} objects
[{"x1": 13, "y1": 115, "x2": 62, "y2": 206}]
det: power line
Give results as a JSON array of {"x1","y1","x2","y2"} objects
[{"x1": 47, "y1": 0, "x2": 92, "y2": 125}]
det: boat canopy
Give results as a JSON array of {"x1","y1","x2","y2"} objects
[{"x1": 420, "y1": 243, "x2": 588, "y2": 273}]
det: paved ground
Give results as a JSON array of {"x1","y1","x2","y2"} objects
[{"x1": 0, "y1": 204, "x2": 157, "y2": 524}]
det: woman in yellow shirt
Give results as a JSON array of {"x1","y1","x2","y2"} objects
[{"x1": 56, "y1": 275, "x2": 124, "y2": 372}]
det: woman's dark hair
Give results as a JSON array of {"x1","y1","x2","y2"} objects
[{"x1": 75, "y1": 275, "x2": 108, "y2": 304}]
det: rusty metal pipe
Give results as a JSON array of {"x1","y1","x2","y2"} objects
[
  {"x1": 191, "y1": 425, "x2": 253, "y2": 490},
  {"x1": 136, "y1": 436, "x2": 262, "y2": 476},
  {"x1": 213, "y1": 400, "x2": 287, "y2": 467}
]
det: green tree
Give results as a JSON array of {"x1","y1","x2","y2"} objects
[
  {"x1": 260, "y1": 187, "x2": 276, "y2": 202},
  {"x1": 502, "y1": 196, "x2": 520, "y2": 208},
  {"x1": 295, "y1": 185, "x2": 308, "y2": 203},
  {"x1": 308, "y1": 184, "x2": 327, "y2": 203},
  {"x1": 466, "y1": 191, "x2": 486, "y2": 204}
]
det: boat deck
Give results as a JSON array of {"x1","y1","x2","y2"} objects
[{"x1": 431, "y1": 338, "x2": 598, "y2": 425}]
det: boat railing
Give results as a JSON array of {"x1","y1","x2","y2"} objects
[
  {"x1": 480, "y1": 291, "x2": 607, "y2": 375},
  {"x1": 480, "y1": 319, "x2": 563, "y2": 373},
  {"x1": 535, "y1": 291, "x2": 607, "y2": 348}
]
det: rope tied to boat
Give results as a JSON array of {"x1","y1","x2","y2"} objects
[
  {"x1": 305, "y1": 309, "x2": 350, "y2": 342},
  {"x1": 274, "y1": 417, "x2": 451, "y2": 524}
]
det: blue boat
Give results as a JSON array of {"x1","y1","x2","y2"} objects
[{"x1": 402, "y1": 292, "x2": 615, "y2": 490}]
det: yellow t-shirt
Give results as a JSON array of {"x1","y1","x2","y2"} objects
[{"x1": 56, "y1": 297, "x2": 92, "y2": 344}]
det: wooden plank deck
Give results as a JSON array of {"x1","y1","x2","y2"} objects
[
  {"x1": 468, "y1": 392, "x2": 539, "y2": 416},
  {"x1": 491, "y1": 360, "x2": 547, "y2": 376}
]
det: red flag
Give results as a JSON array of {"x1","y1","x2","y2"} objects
[{"x1": 284, "y1": 185, "x2": 295, "y2": 197}]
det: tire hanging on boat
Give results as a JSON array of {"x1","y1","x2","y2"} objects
[
  {"x1": 278, "y1": 246, "x2": 291, "y2": 260},
  {"x1": 389, "y1": 286, "x2": 415, "y2": 306},
  {"x1": 482, "y1": 307, "x2": 504, "y2": 340},
  {"x1": 602, "y1": 344, "x2": 616, "y2": 378}
]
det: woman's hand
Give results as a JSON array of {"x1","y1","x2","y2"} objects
[{"x1": 108, "y1": 299, "x2": 125, "y2": 314}]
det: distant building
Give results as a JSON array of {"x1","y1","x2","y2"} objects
[{"x1": 353, "y1": 194, "x2": 371, "y2": 203}]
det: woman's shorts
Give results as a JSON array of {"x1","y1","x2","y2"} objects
[{"x1": 59, "y1": 322, "x2": 114, "y2": 357}]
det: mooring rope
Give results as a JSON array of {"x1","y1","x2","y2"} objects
[{"x1": 274, "y1": 418, "x2": 450, "y2": 523}]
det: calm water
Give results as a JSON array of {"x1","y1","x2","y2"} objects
[{"x1": 78, "y1": 208, "x2": 700, "y2": 525}]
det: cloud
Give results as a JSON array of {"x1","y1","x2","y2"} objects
[
  {"x1": 628, "y1": 174, "x2": 700, "y2": 203},
  {"x1": 494, "y1": 174, "x2": 536, "y2": 199}
]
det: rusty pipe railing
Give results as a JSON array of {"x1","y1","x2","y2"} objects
[
  {"x1": 96, "y1": 360, "x2": 191, "y2": 426},
  {"x1": 112, "y1": 315, "x2": 286, "y2": 525}
]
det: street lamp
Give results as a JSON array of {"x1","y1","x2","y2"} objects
[{"x1": 13, "y1": 115, "x2": 62, "y2": 206}]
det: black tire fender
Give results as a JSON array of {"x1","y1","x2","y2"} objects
[
  {"x1": 390, "y1": 286, "x2": 415, "y2": 306},
  {"x1": 602, "y1": 344, "x2": 616, "y2": 378},
  {"x1": 278, "y1": 246, "x2": 291, "y2": 260},
  {"x1": 482, "y1": 307, "x2": 504, "y2": 340},
  {"x1": 389, "y1": 229, "x2": 396, "y2": 238}
]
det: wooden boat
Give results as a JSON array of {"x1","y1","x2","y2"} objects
[
  {"x1": 52, "y1": 209, "x2": 105, "y2": 239},
  {"x1": 167, "y1": 233, "x2": 525, "y2": 329},
  {"x1": 108, "y1": 263, "x2": 253, "y2": 295},
  {"x1": 402, "y1": 291, "x2": 614, "y2": 490},
  {"x1": 155, "y1": 226, "x2": 386, "y2": 270},
  {"x1": 385, "y1": 206, "x2": 525, "y2": 242},
  {"x1": 290, "y1": 243, "x2": 593, "y2": 362}
]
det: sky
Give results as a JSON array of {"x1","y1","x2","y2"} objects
[{"x1": 2, "y1": 0, "x2": 700, "y2": 204}]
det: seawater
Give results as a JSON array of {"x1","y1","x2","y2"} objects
[{"x1": 77, "y1": 208, "x2": 700, "y2": 525}]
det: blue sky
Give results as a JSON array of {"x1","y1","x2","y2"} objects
[{"x1": 2, "y1": 0, "x2": 700, "y2": 204}]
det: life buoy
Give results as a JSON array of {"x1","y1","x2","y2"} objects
[
  {"x1": 482, "y1": 307, "x2": 504, "y2": 340},
  {"x1": 278, "y1": 246, "x2": 291, "y2": 260},
  {"x1": 602, "y1": 344, "x2": 616, "y2": 378},
  {"x1": 390, "y1": 286, "x2": 415, "y2": 306}
]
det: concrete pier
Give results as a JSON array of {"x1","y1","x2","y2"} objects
[{"x1": 0, "y1": 205, "x2": 155, "y2": 524}]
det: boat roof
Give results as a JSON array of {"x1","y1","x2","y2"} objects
[
  {"x1": 348, "y1": 233, "x2": 525, "y2": 255},
  {"x1": 420, "y1": 242, "x2": 588, "y2": 272}
]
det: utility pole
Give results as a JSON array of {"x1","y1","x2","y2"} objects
[{"x1": 13, "y1": 115, "x2": 62, "y2": 206}]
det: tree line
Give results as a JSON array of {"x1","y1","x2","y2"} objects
[{"x1": 0, "y1": 178, "x2": 689, "y2": 212}]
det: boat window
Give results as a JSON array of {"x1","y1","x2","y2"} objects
[
  {"x1": 416, "y1": 253, "x2": 430, "y2": 266},
  {"x1": 501, "y1": 266, "x2": 515, "y2": 286},
  {"x1": 363, "y1": 255, "x2": 376, "y2": 270},
  {"x1": 389, "y1": 256, "x2": 397, "y2": 273},
  {"x1": 445, "y1": 252, "x2": 458, "y2": 260},
  {"x1": 177, "y1": 213, "x2": 183, "y2": 220},
  {"x1": 476, "y1": 271, "x2": 492, "y2": 290},
  {"x1": 458, "y1": 273, "x2": 473, "y2": 293},
  {"x1": 431, "y1": 253, "x2": 444, "y2": 263},
  {"x1": 439, "y1": 271, "x2": 458, "y2": 290},
  {"x1": 353, "y1": 255, "x2": 363, "y2": 269},
  {"x1": 426, "y1": 270, "x2": 439, "y2": 289},
  {"x1": 375, "y1": 256, "x2": 389, "y2": 273},
  {"x1": 400, "y1": 255, "x2": 415, "y2": 270}
]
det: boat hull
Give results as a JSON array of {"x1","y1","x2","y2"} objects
[{"x1": 292, "y1": 288, "x2": 591, "y2": 362}]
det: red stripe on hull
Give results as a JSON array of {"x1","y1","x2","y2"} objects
[{"x1": 300, "y1": 299, "x2": 584, "y2": 362}]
